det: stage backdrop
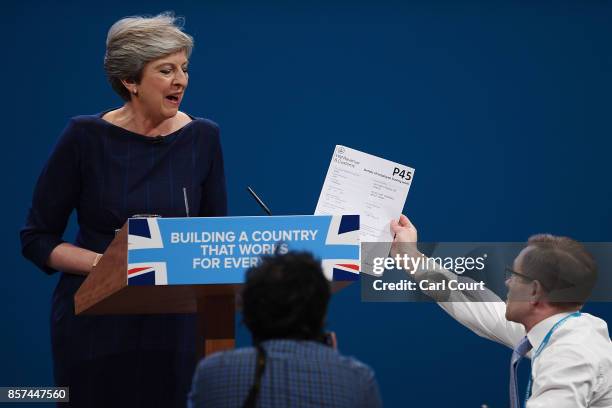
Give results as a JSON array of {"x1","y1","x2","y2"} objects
[{"x1": 3, "y1": 1, "x2": 611, "y2": 406}]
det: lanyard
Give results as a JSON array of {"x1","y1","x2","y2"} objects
[{"x1": 524, "y1": 311, "x2": 581, "y2": 407}]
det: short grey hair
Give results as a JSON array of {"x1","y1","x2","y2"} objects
[
  {"x1": 522, "y1": 234, "x2": 597, "y2": 306},
  {"x1": 104, "y1": 12, "x2": 194, "y2": 101}
]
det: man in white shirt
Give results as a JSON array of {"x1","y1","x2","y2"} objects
[{"x1": 390, "y1": 215, "x2": 612, "y2": 408}]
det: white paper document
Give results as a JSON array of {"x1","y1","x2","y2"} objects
[{"x1": 314, "y1": 145, "x2": 415, "y2": 243}]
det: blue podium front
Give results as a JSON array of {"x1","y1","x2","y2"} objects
[{"x1": 127, "y1": 214, "x2": 360, "y2": 286}]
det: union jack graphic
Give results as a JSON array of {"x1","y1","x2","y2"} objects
[
  {"x1": 128, "y1": 218, "x2": 164, "y2": 249},
  {"x1": 127, "y1": 262, "x2": 168, "y2": 285},
  {"x1": 127, "y1": 218, "x2": 166, "y2": 285},
  {"x1": 323, "y1": 215, "x2": 360, "y2": 281}
]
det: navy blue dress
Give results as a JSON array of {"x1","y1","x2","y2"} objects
[{"x1": 20, "y1": 113, "x2": 227, "y2": 407}]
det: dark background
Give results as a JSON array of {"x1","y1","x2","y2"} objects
[{"x1": 3, "y1": 1, "x2": 611, "y2": 406}]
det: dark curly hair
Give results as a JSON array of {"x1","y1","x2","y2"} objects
[{"x1": 241, "y1": 252, "x2": 331, "y2": 343}]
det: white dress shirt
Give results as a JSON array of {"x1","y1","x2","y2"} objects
[{"x1": 419, "y1": 265, "x2": 612, "y2": 407}]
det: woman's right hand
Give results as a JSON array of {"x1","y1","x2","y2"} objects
[{"x1": 47, "y1": 243, "x2": 101, "y2": 276}]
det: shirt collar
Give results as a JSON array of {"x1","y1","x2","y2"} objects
[{"x1": 527, "y1": 312, "x2": 572, "y2": 351}]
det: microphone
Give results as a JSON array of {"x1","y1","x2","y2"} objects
[{"x1": 247, "y1": 186, "x2": 272, "y2": 216}]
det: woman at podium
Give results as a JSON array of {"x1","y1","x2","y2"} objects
[{"x1": 20, "y1": 12, "x2": 226, "y2": 407}]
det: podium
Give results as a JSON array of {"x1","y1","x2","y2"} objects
[{"x1": 74, "y1": 215, "x2": 360, "y2": 358}]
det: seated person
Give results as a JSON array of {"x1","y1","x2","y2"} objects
[{"x1": 188, "y1": 251, "x2": 382, "y2": 408}]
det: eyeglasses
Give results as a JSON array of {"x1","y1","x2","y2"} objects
[
  {"x1": 505, "y1": 266, "x2": 534, "y2": 283},
  {"x1": 505, "y1": 266, "x2": 549, "y2": 291}
]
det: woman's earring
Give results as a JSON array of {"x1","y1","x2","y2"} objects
[{"x1": 132, "y1": 88, "x2": 138, "y2": 96}]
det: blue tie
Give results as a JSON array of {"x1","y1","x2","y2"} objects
[{"x1": 509, "y1": 336, "x2": 532, "y2": 408}]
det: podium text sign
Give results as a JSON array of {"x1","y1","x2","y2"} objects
[{"x1": 75, "y1": 215, "x2": 360, "y2": 357}]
